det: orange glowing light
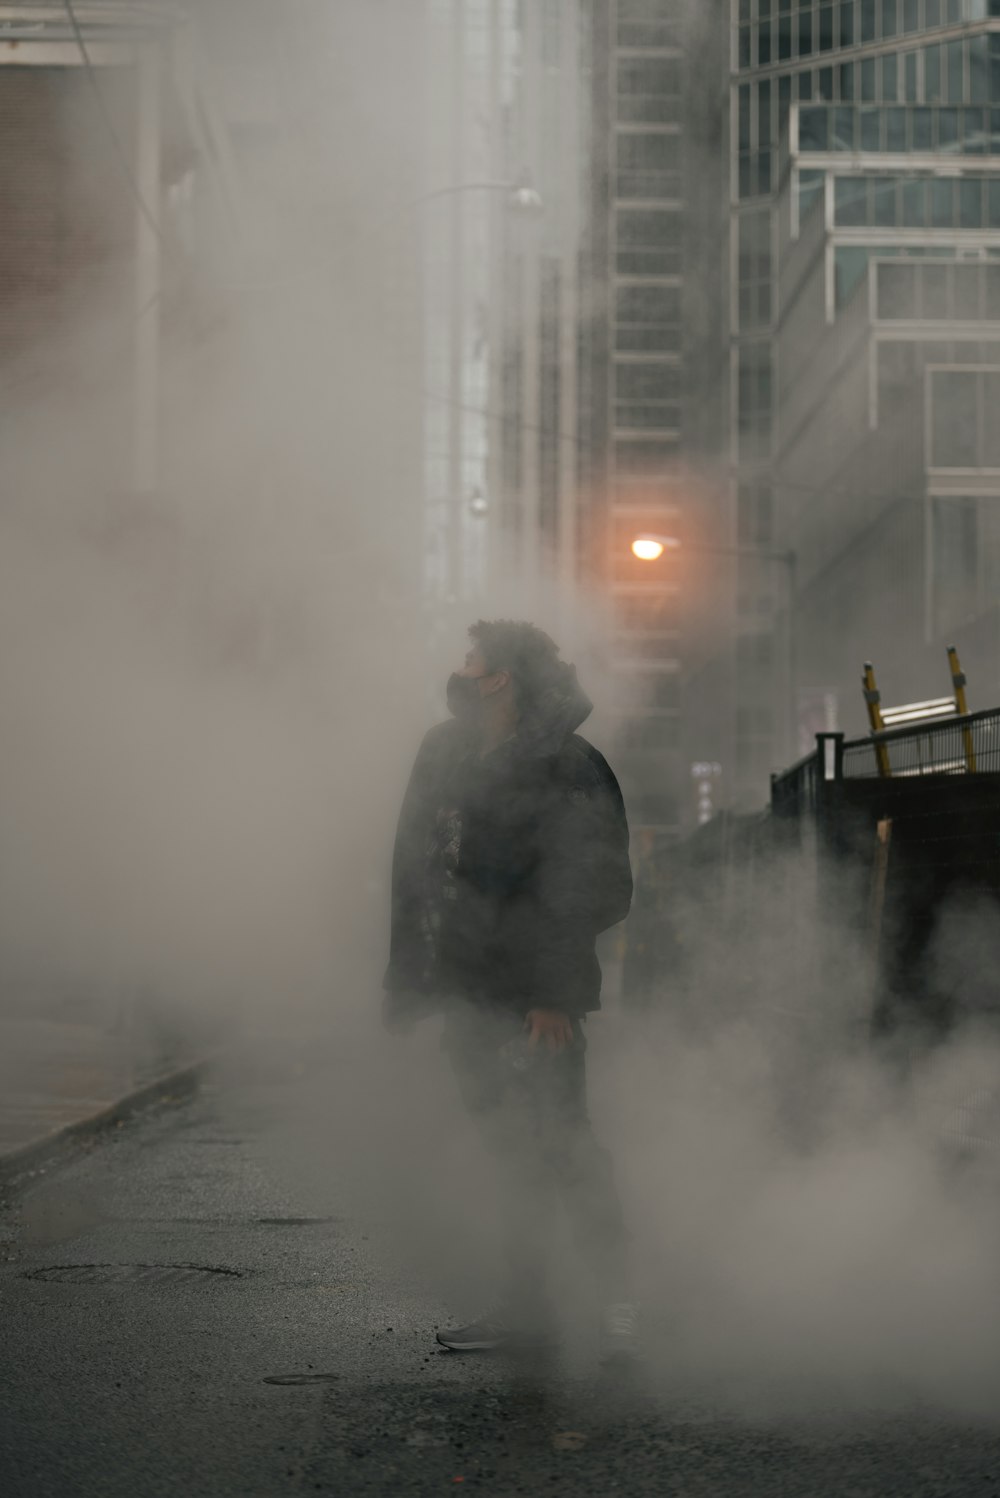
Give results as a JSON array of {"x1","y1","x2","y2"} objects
[{"x1": 631, "y1": 536, "x2": 666, "y2": 562}]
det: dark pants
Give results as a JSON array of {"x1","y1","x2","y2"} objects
[{"x1": 442, "y1": 998, "x2": 629, "y2": 1309}]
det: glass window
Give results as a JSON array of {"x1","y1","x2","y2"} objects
[
  {"x1": 759, "y1": 151, "x2": 772, "y2": 194},
  {"x1": 614, "y1": 438, "x2": 679, "y2": 475},
  {"x1": 902, "y1": 177, "x2": 926, "y2": 223},
  {"x1": 737, "y1": 344, "x2": 773, "y2": 461},
  {"x1": 873, "y1": 176, "x2": 898, "y2": 224},
  {"x1": 912, "y1": 106, "x2": 933, "y2": 149},
  {"x1": 739, "y1": 84, "x2": 751, "y2": 151},
  {"x1": 861, "y1": 105, "x2": 882, "y2": 148},
  {"x1": 819, "y1": 67, "x2": 834, "y2": 100},
  {"x1": 886, "y1": 107, "x2": 907, "y2": 149},
  {"x1": 861, "y1": 57, "x2": 877, "y2": 101},
  {"x1": 932, "y1": 379, "x2": 977, "y2": 468},
  {"x1": 617, "y1": 208, "x2": 682, "y2": 248},
  {"x1": 616, "y1": 209, "x2": 682, "y2": 277},
  {"x1": 616, "y1": 285, "x2": 680, "y2": 325},
  {"x1": 835, "y1": 175, "x2": 869, "y2": 224},
  {"x1": 969, "y1": 34, "x2": 989, "y2": 105},
  {"x1": 954, "y1": 264, "x2": 981, "y2": 320},
  {"x1": 615, "y1": 401, "x2": 681, "y2": 432},
  {"x1": 799, "y1": 70, "x2": 814, "y2": 99},
  {"x1": 939, "y1": 107, "x2": 959, "y2": 149},
  {"x1": 930, "y1": 176, "x2": 954, "y2": 226},
  {"x1": 964, "y1": 108, "x2": 987, "y2": 155},
  {"x1": 799, "y1": 8, "x2": 813, "y2": 53},
  {"x1": 922, "y1": 261, "x2": 949, "y2": 315},
  {"x1": 778, "y1": 13, "x2": 792, "y2": 58},
  {"x1": 879, "y1": 261, "x2": 917, "y2": 316},
  {"x1": 835, "y1": 246, "x2": 871, "y2": 304},
  {"x1": 904, "y1": 51, "x2": 918, "y2": 103},
  {"x1": 617, "y1": 57, "x2": 681, "y2": 123},
  {"x1": 989, "y1": 177, "x2": 1000, "y2": 227},
  {"x1": 982, "y1": 375, "x2": 1000, "y2": 467},
  {"x1": 779, "y1": 74, "x2": 792, "y2": 129},
  {"x1": 903, "y1": 0, "x2": 920, "y2": 25},
  {"x1": 839, "y1": 0, "x2": 855, "y2": 44},
  {"x1": 800, "y1": 106, "x2": 829, "y2": 149},
  {"x1": 819, "y1": 5, "x2": 835, "y2": 49},
  {"x1": 618, "y1": 134, "x2": 680, "y2": 172},
  {"x1": 925, "y1": 45, "x2": 942, "y2": 104},
  {"x1": 840, "y1": 62, "x2": 855, "y2": 100},
  {"x1": 946, "y1": 41, "x2": 964, "y2": 106},
  {"x1": 833, "y1": 106, "x2": 855, "y2": 147},
  {"x1": 881, "y1": 0, "x2": 898, "y2": 34},
  {"x1": 759, "y1": 79, "x2": 772, "y2": 145},
  {"x1": 932, "y1": 497, "x2": 978, "y2": 636},
  {"x1": 986, "y1": 263, "x2": 1000, "y2": 317},
  {"x1": 739, "y1": 25, "x2": 752, "y2": 69},
  {"x1": 882, "y1": 53, "x2": 898, "y2": 102},
  {"x1": 798, "y1": 167, "x2": 826, "y2": 221},
  {"x1": 945, "y1": 0, "x2": 962, "y2": 19},
  {"x1": 925, "y1": 0, "x2": 941, "y2": 18},
  {"x1": 959, "y1": 177, "x2": 983, "y2": 227},
  {"x1": 861, "y1": 0, "x2": 877, "y2": 39},
  {"x1": 758, "y1": 21, "x2": 772, "y2": 64}
]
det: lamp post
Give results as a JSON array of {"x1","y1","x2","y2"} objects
[{"x1": 630, "y1": 532, "x2": 799, "y2": 771}]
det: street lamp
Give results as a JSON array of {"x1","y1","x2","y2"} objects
[
  {"x1": 395, "y1": 171, "x2": 544, "y2": 221},
  {"x1": 629, "y1": 531, "x2": 800, "y2": 769},
  {"x1": 630, "y1": 534, "x2": 679, "y2": 562}
]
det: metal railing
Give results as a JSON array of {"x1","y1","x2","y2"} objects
[{"x1": 841, "y1": 706, "x2": 1000, "y2": 779}]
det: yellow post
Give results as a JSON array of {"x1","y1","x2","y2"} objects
[
  {"x1": 947, "y1": 645, "x2": 976, "y2": 773},
  {"x1": 862, "y1": 661, "x2": 891, "y2": 778}
]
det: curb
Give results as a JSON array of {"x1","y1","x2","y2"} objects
[{"x1": 0, "y1": 1055, "x2": 216, "y2": 1188}]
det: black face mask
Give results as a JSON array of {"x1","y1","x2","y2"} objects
[{"x1": 446, "y1": 672, "x2": 486, "y2": 721}]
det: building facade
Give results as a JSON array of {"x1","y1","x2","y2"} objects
[
  {"x1": 724, "y1": 0, "x2": 1000, "y2": 801},
  {"x1": 581, "y1": 0, "x2": 732, "y2": 836}
]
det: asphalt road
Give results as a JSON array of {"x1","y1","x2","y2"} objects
[{"x1": 1, "y1": 1040, "x2": 999, "y2": 1498}]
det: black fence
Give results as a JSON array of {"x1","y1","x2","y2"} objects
[
  {"x1": 841, "y1": 706, "x2": 1000, "y2": 780},
  {"x1": 623, "y1": 713, "x2": 1000, "y2": 1046},
  {"x1": 771, "y1": 717, "x2": 1000, "y2": 1038}
]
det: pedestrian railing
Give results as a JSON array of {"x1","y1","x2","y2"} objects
[{"x1": 840, "y1": 706, "x2": 1000, "y2": 780}]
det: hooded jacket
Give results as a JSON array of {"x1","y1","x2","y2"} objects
[{"x1": 384, "y1": 665, "x2": 632, "y2": 1019}]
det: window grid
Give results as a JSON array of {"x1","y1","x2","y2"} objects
[
  {"x1": 739, "y1": 0, "x2": 999, "y2": 67},
  {"x1": 799, "y1": 101, "x2": 1000, "y2": 151},
  {"x1": 832, "y1": 171, "x2": 1000, "y2": 226},
  {"x1": 740, "y1": 35, "x2": 1000, "y2": 199}
]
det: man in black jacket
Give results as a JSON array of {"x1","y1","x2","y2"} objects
[{"x1": 383, "y1": 619, "x2": 637, "y2": 1359}]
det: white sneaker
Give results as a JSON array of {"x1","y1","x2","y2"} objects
[{"x1": 599, "y1": 1301, "x2": 640, "y2": 1363}]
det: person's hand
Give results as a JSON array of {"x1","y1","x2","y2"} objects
[{"x1": 524, "y1": 1007, "x2": 574, "y2": 1054}]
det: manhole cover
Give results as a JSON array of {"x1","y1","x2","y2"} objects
[{"x1": 24, "y1": 1262, "x2": 244, "y2": 1284}]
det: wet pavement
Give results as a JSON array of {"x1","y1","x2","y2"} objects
[
  {"x1": 1, "y1": 1046, "x2": 999, "y2": 1497},
  {"x1": 0, "y1": 989, "x2": 201, "y2": 1166}
]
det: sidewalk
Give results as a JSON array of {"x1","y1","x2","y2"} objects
[{"x1": 0, "y1": 990, "x2": 209, "y2": 1176}]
